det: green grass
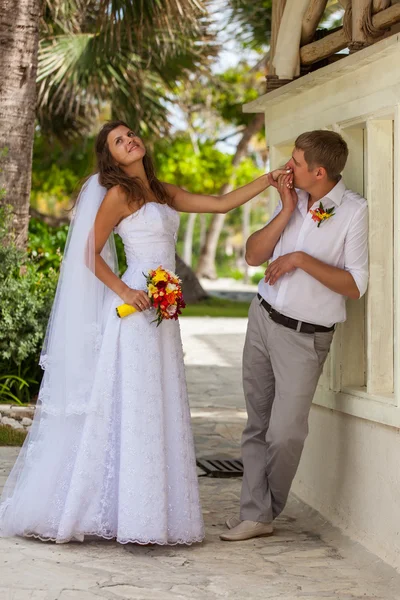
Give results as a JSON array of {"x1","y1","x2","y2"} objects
[
  {"x1": 183, "y1": 296, "x2": 250, "y2": 318},
  {"x1": 0, "y1": 424, "x2": 27, "y2": 446}
]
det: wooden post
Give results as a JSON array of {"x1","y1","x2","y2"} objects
[
  {"x1": 269, "y1": 0, "x2": 287, "y2": 75},
  {"x1": 373, "y1": 0, "x2": 390, "y2": 11},
  {"x1": 351, "y1": 0, "x2": 372, "y2": 50},
  {"x1": 267, "y1": 0, "x2": 287, "y2": 90},
  {"x1": 301, "y1": 0, "x2": 329, "y2": 46}
]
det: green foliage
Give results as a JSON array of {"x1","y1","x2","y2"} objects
[
  {"x1": 0, "y1": 374, "x2": 33, "y2": 405},
  {"x1": 0, "y1": 207, "x2": 58, "y2": 401},
  {"x1": 153, "y1": 133, "x2": 264, "y2": 273},
  {"x1": 182, "y1": 296, "x2": 250, "y2": 318},
  {"x1": 228, "y1": 0, "x2": 272, "y2": 50},
  {"x1": 211, "y1": 65, "x2": 263, "y2": 129},
  {"x1": 31, "y1": 130, "x2": 94, "y2": 213},
  {"x1": 28, "y1": 218, "x2": 68, "y2": 271},
  {"x1": 173, "y1": 63, "x2": 266, "y2": 135},
  {"x1": 251, "y1": 271, "x2": 265, "y2": 285},
  {"x1": 154, "y1": 136, "x2": 233, "y2": 194}
]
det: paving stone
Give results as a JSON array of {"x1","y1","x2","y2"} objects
[{"x1": 0, "y1": 318, "x2": 399, "y2": 599}]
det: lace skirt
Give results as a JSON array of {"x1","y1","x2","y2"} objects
[{"x1": 0, "y1": 305, "x2": 204, "y2": 545}]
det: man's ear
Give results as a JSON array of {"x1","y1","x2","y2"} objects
[{"x1": 315, "y1": 166, "x2": 326, "y2": 179}]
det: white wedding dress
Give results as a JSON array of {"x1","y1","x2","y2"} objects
[{"x1": 0, "y1": 201, "x2": 204, "y2": 545}]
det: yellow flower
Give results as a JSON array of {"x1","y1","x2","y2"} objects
[
  {"x1": 152, "y1": 270, "x2": 168, "y2": 284},
  {"x1": 148, "y1": 284, "x2": 158, "y2": 296}
]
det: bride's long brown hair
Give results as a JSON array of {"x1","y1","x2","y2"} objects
[{"x1": 95, "y1": 120, "x2": 173, "y2": 208}]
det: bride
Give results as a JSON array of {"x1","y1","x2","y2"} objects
[{"x1": 0, "y1": 120, "x2": 287, "y2": 545}]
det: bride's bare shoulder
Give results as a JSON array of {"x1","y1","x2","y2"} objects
[
  {"x1": 101, "y1": 185, "x2": 128, "y2": 210},
  {"x1": 96, "y1": 185, "x2": 129, "y2": 226},
  {"x1": 106, "y1": 184, "x2": 128, "y2": 202}
]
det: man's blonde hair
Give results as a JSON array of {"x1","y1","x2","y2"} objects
[{"x1": 295, "y1": 130, "x2": 348, "y2": 181}]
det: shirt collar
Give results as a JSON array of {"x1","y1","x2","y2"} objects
[
  {"x1": 325, "y1": 177, "x2": 346, "y2": 206},
  {"x1": 296, "y1": 177, "x2": 346, "y2": 211}
]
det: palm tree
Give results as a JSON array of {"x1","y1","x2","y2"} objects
[
  {"x1": 0, "y1": 0, "x2": 41, "y2": 247},
  {"x1": 0, "y1": 0, "x2": 214, "y2": 246}
]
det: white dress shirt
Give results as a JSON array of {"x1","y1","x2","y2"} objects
[{"x1": 257, "y1": 178, "x2": 369, "y2": 327}]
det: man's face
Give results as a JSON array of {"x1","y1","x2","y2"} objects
[{"x1": 286, "y1": 148, "x2": 317, "y2": 190}]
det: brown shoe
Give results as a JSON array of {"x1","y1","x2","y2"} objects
[
  {"x1": 225, "y1": 515, "x2": 242, "y2": 529},
  {"x1": 220, "y1": 520, "x2": 273, "y2": 542}
]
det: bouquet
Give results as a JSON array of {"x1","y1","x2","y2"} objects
[{"x1": 116, "y1": 266, "x2": 186, "y2": 326}]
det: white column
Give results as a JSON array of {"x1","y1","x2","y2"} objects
[
  {"x1": 393, "y1": 105, "x2": 400, "y2": 403},
  {"x1": 366, "y1": 119, "x2": 394, "y2": 394},
  {"x1": 329, "y1": 126, "x2": 366, "y2": 392}
]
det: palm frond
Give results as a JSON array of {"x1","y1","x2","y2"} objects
[
  {"x1": 226, "y1": 0, "x2": 272, "y2": 50},
  {"x1": 37, "y1": 0, "x2": 215, "y2": 139}
]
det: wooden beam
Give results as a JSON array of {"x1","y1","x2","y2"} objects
[
  {"x1": 301, "y1": 28, "x2": 347, "y2": 65},
  {"x1": 373, "y1": 3, "x2": 400, "y2": 28},
  {"x1": 301, "y1": 0, "x2": 329, "y2": 46},
  {"x1": 300, "y1": 3, "x2": 400, "y2": 65}
]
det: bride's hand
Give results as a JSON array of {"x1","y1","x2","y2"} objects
[
  {"x1": 267, "y1": 166, "x2": 292, "y2": 189},
  {"x1": 121, "y1": 288, "x2": 151, "y2": 312}
]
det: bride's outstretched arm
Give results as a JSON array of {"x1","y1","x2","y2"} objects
[
  {"x1": 93, "y1": 187, "x2": 151, "y2": 311},
  {"x1": 164, "y1": 168, "x2": 291, "y2": 214}
]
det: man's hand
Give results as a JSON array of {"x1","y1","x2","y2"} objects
[
  {"x1": 264, "y1": 252, "x2": 300, "y2": 285},
  {"x1": 275, "y1": 173, "x2": 298, "y2": 214}
]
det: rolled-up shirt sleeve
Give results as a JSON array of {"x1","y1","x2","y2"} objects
[
  {"x1": 344, "y1": 202, "x2": 369, "y2": 298},
  {"x1": 266, "y1": 199, "x2": 283, "y2": 225}
]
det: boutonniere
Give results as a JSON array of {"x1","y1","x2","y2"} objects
[{"x1": 310, "y1": 202, "x2": 335, "y2": 228}]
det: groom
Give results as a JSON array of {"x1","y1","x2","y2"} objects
[{"x1": 221, "y1": 130, "x2": 369, "y2": 542}]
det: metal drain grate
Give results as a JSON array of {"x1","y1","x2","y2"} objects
[{"x1": 196, "y1": 457, "x2": 243, "y2": 478}]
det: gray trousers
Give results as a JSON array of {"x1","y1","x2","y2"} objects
[{"x1": 240, "y1": 296, "x2": 334, "y2": 523}]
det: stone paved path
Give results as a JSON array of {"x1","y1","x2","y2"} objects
[{"x1": 1, "y1": 317, "x2": 400, "y2": 600}]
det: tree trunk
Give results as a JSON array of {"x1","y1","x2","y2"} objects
[
  {"x1": 183, "y1": 212, "x2": 197, "y2": 266},
  {"x1": 301, "y1": 0, "x2": 329, "y2": 46},
  {"x1": 175, "y1": 253, "x2": 208, "y2": 304},
  {"x1": 199, "y1": 214, "x2": 207, "y2": 250},
  {"x1": 0, "y1": 0, "x2": 41, "y2": 248},
  {"x1": 196, "y1": 113, "x2": 265, "y2": 280},
  {"x1": 242, "y1": 199, "x2": 251, "y2": 284}
]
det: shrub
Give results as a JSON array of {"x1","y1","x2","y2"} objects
[{"x1": 0, "y1": 207, "x2": 58, "y2": 402}]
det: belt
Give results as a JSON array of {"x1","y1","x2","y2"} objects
[{"x1": 257, "y1": 294, "x2": 335, "y2": 334}]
